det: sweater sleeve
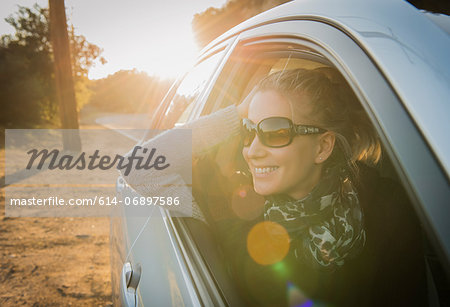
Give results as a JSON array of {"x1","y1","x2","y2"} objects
[
  {"x1": 187, "y1": 104, "x2": 242, "y2": 157},
  {"x1": 120, "y1": 105, "x2": 241, "y2": 196}
]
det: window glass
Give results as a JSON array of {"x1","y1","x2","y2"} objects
[{"x1": 159, "y1": 51, "x2": 224, "y2": 129}]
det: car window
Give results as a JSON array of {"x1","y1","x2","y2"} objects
[
  {"x1": 159, "y1": 50, "x2": 225, "y2": 129},
  {"x1": 183, "y1": 40, "x2": 449, "y2": 306}
]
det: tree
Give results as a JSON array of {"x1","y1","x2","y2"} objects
[
  {"x1": 88, "y1": 69, "x2": 173, "y2": 114},
  {"x1": 192, "y1": 0, "x2": 291, "y2": 48},
  {"x1": 49, "y1": 0, "x2": 81, "y2": 151},
  {"x1": 0, "y1": 4, "x2": 104, "y2": 128}
]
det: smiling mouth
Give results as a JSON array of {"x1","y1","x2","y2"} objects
[{"x1": 254, "y1": 166, "x2": 279, "y2": 174}]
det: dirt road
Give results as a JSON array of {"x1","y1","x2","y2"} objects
[{"x1": 0, "y1": 130, "x2": 113, "y2": 305}]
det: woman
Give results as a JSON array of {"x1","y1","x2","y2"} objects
[
  {"x1": 122, "y1": 68, "x2": 426, "y2": 306},
  {"x1": 240, "y1": 69, "x2": 374, "y2": 270}
]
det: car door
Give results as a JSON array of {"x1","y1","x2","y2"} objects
[{"x1": 111, "y1": 40, "x2": 237, "y2": 306}]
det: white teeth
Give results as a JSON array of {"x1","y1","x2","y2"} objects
[{"x1": 254, "y1": 167, "x2": 278, "y2": 174}]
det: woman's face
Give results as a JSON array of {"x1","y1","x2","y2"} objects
[{"x1": 242, "y1": 90, "x2": 323, "y2": 199}]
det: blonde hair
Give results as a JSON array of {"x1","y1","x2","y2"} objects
[{"x1": 254, "y1": 68, "x2": 382, "y2": 177}]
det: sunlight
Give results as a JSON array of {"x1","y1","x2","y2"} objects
[
  {"x1": 63, "y1": 0, "x2": 228, "y2": 80},
  {"x1": 86, "y1": 19, "x2": 200, "y2": 80},
  {"x1": 137, "y1": 29, "x2": 199, "y2": 79}
]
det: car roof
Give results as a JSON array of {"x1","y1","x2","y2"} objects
[{"x1": 203, "y1": 0, "x2": 450, "y2": 177}]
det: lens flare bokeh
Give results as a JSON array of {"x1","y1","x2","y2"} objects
[
  {"x1": 247, "y1": 221, "x2": 290, "y2": 265},
  {"x1": 287, "y1": 281, "x2": 315, "y2": 307}
]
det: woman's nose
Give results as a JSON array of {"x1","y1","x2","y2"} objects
[{"x1": 245, "y1": 134, "x2": 267, "y2": 159}]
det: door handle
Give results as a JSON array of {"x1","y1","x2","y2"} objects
[
  {"x1": 116, "y1": 176, "x2": 126, "y2": 194},
  {"x1": 120, "y1": 262, "x2": 142, "y2": 307}
]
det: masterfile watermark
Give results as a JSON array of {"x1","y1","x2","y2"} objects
[
  {"x1": 5, "y1": 129, "x2": 193, "y2": 217},
  {"x1": 26, "y1": 146, "x2": 170, "y2": 176}
]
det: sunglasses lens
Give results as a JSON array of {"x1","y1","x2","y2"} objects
[
  {"x1": 259, "y1": 118, "x2": 292, "y2": 147},
  {"x1": 242, "y1": 120, "x2": 256, "y2": 146}
]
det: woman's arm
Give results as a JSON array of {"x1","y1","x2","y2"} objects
[{"x1": 120, "y1": 105, "x2": 241, "y2": 196}]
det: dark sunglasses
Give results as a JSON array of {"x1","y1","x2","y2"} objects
[{"x1": 242, "y1": 117, "x2": 327, "y2": 148}]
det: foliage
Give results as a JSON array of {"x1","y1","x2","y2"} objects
[
  {"x1": 0, "y1": 4, "x2": 104, "y2": 128},
  {"x1": 68, "y1": 25, "x2": 106, "y2": 79},
  {"x1": 88, "y1": 69, "x2": 173, "y2": 114},
  {"x1": 192, "y1": 0, "x2": 291, "y2": 48},
  {"x1": 408, "y1": 0, "x2": 450, "y2": 15}
]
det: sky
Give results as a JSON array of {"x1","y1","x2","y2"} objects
[{"x1": 0, "y1": 0, "x2": 227, "y2": 80}]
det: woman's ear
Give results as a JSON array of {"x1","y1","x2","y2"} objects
[{"x1": 315, "y1": 131, "x2": 335, "y2": 164}]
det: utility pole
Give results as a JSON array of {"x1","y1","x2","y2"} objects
[{"x1": 49, "y1": 0, "x2": 81, "y2": 151}]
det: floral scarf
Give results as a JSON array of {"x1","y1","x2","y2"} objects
[{"x1": 264, "y1": 168, "x2": 366, "y2": 270}]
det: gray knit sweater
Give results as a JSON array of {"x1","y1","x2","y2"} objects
[{"x1": 121, "y1": 105, "x2": 242, "y2": 220}]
